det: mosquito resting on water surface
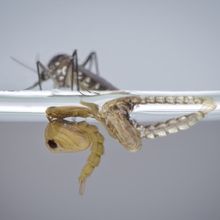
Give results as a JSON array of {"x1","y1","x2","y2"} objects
[{"x1": 11, "y1": 50, "x2": 118, "y2": 91}]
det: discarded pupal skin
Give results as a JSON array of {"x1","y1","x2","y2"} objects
[
  {"x1": 81, "y1": 99, "x2": 142, "y2": 152},
  {"x1": 45, "y1": 95, "x2": 216, "y2": 194},
  {"x1": 81, "y1": 95, "x2": 216, "y2": 151}
]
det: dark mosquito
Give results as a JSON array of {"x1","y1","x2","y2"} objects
[{"x1": 11, "y1": 50, "x2": 117, "y2": 91}]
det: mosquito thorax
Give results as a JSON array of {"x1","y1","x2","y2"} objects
[
  {"x1": 46, "y1": 54, "x2": 73, "y2": 87},
  {"x1": 47, "y1": 54, "x2": 71, "y2": 70}
]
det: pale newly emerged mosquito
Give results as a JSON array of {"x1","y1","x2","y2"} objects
[{"x1": 11, "y1": 50, "x2": 118, "y2": 91}]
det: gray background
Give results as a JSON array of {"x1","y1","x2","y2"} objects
[{"x1": 0, "y1": 0, "x2": 220, "y2": 220}]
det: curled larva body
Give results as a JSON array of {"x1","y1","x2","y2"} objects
[{"x1": 45, "y1": 120, "x2": 104, "y2": 195}]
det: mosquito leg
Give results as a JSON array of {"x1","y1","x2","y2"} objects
[
  {"x1": 33, "y1": 61, "x2": 48, "y2": 90},
  {"x1": 81, "y1": 52, "x2": 100, "y2": 75},
  {"x1": 71, "y1": 51, "x2": 98, "y2": 96},
  {"x1": 71, "y1": 50, "x2": 79, "y2": 91},
  {"x1": 71, "y1": 51, "x2": 87, "y2": 95},
  {"x1": 24, "y1": 81, "x2": 41, "y2": 90},
  {"x1": 36, "y1": 61, "x2": 44, "y2": 90}
]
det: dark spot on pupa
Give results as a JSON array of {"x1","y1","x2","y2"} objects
[{"x1": 48, "y1": 139, "x2": 58, "y2": 149}]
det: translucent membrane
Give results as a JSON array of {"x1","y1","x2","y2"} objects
[{"x1": 0, "y1": 90, "x2": 219, "y2": 121}]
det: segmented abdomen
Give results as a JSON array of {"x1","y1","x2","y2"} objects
[
  {"x1": 131, "y1": 96, "x2": 216, "y2": 139},
  {"x1": 78, "y1": 125, "x2": 104, "y2": 195}
]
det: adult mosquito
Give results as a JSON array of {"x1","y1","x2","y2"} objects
[{"x1": 11, "y1": 50, "x2": 118, "y2": 91}]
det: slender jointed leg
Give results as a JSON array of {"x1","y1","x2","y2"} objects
[
  {"x1": 72, "y1": 50, "x2": 92, "y2": 95},
  {"x1": 36, "y1": 61, "x2": 47, "y2": 90},
  {"x1": 71, "y1": 50, "x2": 79, "y2": 91},
  {"x1": 81, "y1": 52, "x2": 100, "y2": 75}
]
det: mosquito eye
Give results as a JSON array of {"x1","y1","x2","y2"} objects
[{"x1": 47, "y1": 140, "x2": 58, "y2": 149}]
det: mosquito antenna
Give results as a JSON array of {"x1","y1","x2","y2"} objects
[{"x1": 10, "y1": 56, "x2": 37, "y2": 73}]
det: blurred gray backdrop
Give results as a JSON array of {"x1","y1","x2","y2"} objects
[{"x1": 0, "y1": 1, "x2": 219, "y2": 220}]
